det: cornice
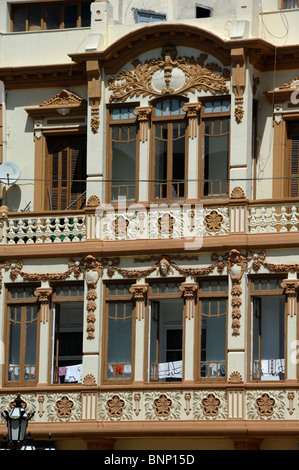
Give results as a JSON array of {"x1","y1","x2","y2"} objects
[{"x1": 0, "y1": 62, "x2": 86, "y2": 90}]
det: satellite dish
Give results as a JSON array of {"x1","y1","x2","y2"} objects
[{"x1": 0, "y1": 162, "x2": 21, "y2": 185}]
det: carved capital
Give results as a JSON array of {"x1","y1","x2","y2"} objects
[
  {"x1": 281, "y1": 279, "x2": 299, "y2": 316},
  {"x1": 182, "y1": 102, "x2": 201, "y2": 139},
  {"x1": 133, "y1": 106, "x2": 152, "y2": 142},
  {"x1": 179, "y1": 282, "x2": 198, "y2": 320},
  {"x1": 86, "y1": 60, "x2": 101, "y2": 134},
  {"x1": 231, "y1": 48, "x2": 246, "y2": 104},
  {"x1": 34, "y1": 287, "x2": 53, "y2": 323},
  {"x1": 129, "y1": 283, "x2": 149, "y2": 320}
]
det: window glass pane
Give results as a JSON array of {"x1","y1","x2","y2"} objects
[
  {"x1": 222, "y1": 101, "x2": 230, "y2": 112},
  {"x1": 252, "y1": 295, "x2": 285, "y2": 380},
  {"x1": 81, "y1": 1, "x2": 91, "y2": 27},
  {"x1": 9, "y1": 307, "x2": 21, "y2": 367},
  {"x1": 214, "y1": 101, "x2": 221, "y2": 113},
  {"x1": 204, "y1": 120, "x2": 229, "y2": 196},
  {"x1": 107, "y1": 316, "x2": 132, "y2": 372},
  {"x1": 201, "y1": 315, "x2": 226, "y2": 377},
  {"x1": 13, "y1": 5, "x2": 26, "y2": 31},
  {"x1": 45, "y1": 6, "x2": 60, "y2": 30},
  {"x1": 64, "y1": 4, "x2": 78, "y2": 28},
  {"x1": 28, "y1": 4, "x2": 41, "y2": 30},
  {"x1": 25, "y1": 308, "x2": 37, "y2": 381},
  {"x1": 205, "y1": 102, "x2": 213, "y2": 113},
  {"x1": 112, "y1": 125, "x2": 136, "y2": 201}
]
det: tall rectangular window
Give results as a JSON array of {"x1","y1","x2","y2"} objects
[
  {"x1": 52, "y1": 283, "x2": 84, "y2": 384},
  {"x1": 198, "y1": 278, "x2": 228, "y2": 379},
  {"x1": 201, "y1": 99, "x2": 230, "y2": 197},
  {"x1": 152, "y1": 98, "x2": 187, "y2": 201},
  {"x1": 148, "y1": 281, "x2": 184, "y2": 382},
  {"x1": 250, "y1": 277, "x2": 285, "y2": 381},
  {"x1": 46, "y1": 134, "x2": 87, "y2": 210},
  {"x1": 104, "y1": 283, "x2": 135, "y2": 381},
  {"x1": 6, "y1": 285, "x2": 39, "y2": 385},
  {"x1": 109, "y1": 107, "x2": 138, "y2": 202}
]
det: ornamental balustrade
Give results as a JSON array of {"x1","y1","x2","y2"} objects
[{"x1": 1, "y1": 200, "x2": 299, "y2": 244}]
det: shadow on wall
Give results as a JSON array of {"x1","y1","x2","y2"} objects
[{"x1": 5, "y1": 184, "x2": 22, "y2": 211}]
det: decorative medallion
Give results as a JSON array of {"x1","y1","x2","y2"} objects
[
  {"x1": 201, "y1": 393, "x2": 221, "y2": 416},
  {"x1": 106, "y1": 395, "x2": 125, "y2": 418},
  {"x1": 255, "y1": 393, "x2": 275, "y2": 417},
  {"x1": 153, "y1": 394, "x2": 172, "y2": 417},
  {"x1": 55, "y1": 395, "x2": 74, "y2": 419},
  {"x1": 204, "y1": 210, "x2": 224, "y2": 232},
  {"x1": 109, "y1": 46, "x2": 230, "y2": 102}
]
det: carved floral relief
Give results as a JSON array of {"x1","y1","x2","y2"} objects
[{"x1": 109, "y1": 46, "x2": 230, "y2": 102}]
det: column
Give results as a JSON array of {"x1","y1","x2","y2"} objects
[
  {"x1": 82, "y1": 256, "x2": 103, "y2": 385},
  {"x1": 179, "y1": 279, "x2": 198, "y2": 382},
  {"x1": 34, "y1": 284, "x2": 53, "y2": 384},
  {"x1": 129, "y1": 281, "x2": 149, "y2": 383},
  {"x1": 133, "y1": 106, "x2": 151, "y2": 204},
  {"x1": 281, "y1": 275, "x2": 299, "y2": 380},
  {"x1": 183, "y1": 103, "x2": 201, "y2": 202}
]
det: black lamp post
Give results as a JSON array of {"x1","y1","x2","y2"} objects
[{"x1": 1, "y1": 394, "x2": 55, "y2": 450}]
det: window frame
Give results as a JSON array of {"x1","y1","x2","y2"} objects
[
  {"x1": 10, "y1": 0, "x2": 92, "y2": 32},
  {"x1": 106, "y1": 104, "x2": 140, "y2": 204},
  {"x1": 51, "y1": 282, "x2": 84, "y2": 384},
  {"x1": 4, "y1": 284, "x2": 40, "y2": 387},
  {"x1": 196, "y1": 277, "x2": 228, "y2": 381},
  {"x1": 248, "y1": 276, "x2": 286, "y2": 382},
  {"x1": 281, "y1": 0, "x2": 299, "y2": 9},
  {"x1": 134, "y1": 9, "x2": 166, "y2": 23},
  {"x1": 147, "y1": 279, "x2": 185, "y2": 383},
  {"x1": 199, "y1": 98, "x2": 231, "y2": 199},
  {"x1": 102, "y1": 281, "x2": 136, "y2": 383},
  {"x1": 150, "y1": 97, "x2": 189, "y2": 203},
  {"x1": 45, "y1": 132, "x2": 87, "y2": 211}
]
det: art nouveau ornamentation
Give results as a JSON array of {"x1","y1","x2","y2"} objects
[
  {"x1": 281, "y1": 279, "x2": 299, "y2": 317},
  {"x1": 34, "y1": 287, "x2": 53, "y2": 323},
  {"x1": 106, "y1": 395, "x2": 125, "y2": 418},
  {"x1": 227, "y1": 249, "x2": 247, "y2": 336},
  {"x1": 129, "y1": 283, "x2": 149, "y2": 320},
  {"x1": 182, "y1": 102, "x2": 202, "y2": 139},
  {"x1": 133, "y1": 106, "x2": 152, "y2": 142},
  {"x1": 109, "y1": 46, "x2": 230, "y2": 102},
  {"x1": 201, "y1": 393, "x2": 221, "y2": 417},
  {"x1": 82, "y1": 255, "x2": 103, "y2": 340},
  {"x1": 179, "y1": 282, "x2": 198, "y2": 319}
]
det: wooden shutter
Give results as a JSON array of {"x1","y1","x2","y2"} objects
[
  {"x1": 47, "y1": 135, "x2": 86, "y2": 210},
  {"x1": 288, "y1": 122, "x2": 299, "y2": 197}
]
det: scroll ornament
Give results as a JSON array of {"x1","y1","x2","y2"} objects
[{"x1": 109, "y1": 46, "x2": 230, "y2": 102}]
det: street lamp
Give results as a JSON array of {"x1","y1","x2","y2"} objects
[
  {"x1": 1, "y1": 394, "x2": 55, "y2": 450},
  {"x1": 1, "y1": 394, "x2": 34, "y2": 448}
]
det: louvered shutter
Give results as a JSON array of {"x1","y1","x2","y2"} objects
[
  {"x1": 291, "y1": 138, "x2": 299, "y2": 197},
  {"x1": 47, "y1": 135, "x2": 86, "y2": 210}
]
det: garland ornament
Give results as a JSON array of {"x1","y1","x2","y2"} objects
[{"x1": 109, "y1": 45, "x2": 230, "y2": 102}]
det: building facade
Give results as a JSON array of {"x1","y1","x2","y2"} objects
[{"x1": 1, "y1": 0, "x2": 299, "y2": 451}]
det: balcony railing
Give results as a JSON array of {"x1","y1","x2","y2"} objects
[{"x1": 1, "y1": 198, "x2": 299, "y2": 245}]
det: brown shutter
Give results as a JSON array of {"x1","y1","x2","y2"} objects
[
  {"x1": 46, "y1": 135, "x2": 86, "y2": 210},
  {"x1": 291, "y1": 138, "x2": 299, "y2": 197}
]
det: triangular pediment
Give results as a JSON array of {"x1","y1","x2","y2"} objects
[{"x1": 25, "y1": 89, "x2": 87, "y2": 118}]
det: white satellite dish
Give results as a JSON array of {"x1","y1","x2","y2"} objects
[{"x1": 0, "y1": 162, "x2": 21, "y2": 185}]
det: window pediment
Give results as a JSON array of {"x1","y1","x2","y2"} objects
[{"x1": 25, "y1": 89, "x2": 87, "y2": 119}]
